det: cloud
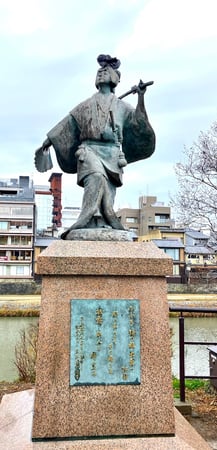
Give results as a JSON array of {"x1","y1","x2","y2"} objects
[
  {"x1": 117, "y1": 0, "x2": 217, "y2": 57},
  {"x1": 0, "y1": 0, "x2": 49, "y2": 35},
  {"x1": 0, "y1": 0, "x2": 217, "y2": 212}
]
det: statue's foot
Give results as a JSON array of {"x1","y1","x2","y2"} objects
[
  {"x1": 61, "y1": 226, "x2": 78, "y2": 239},
  {"x1": 60, "y1": 229, "x2": 70, "y2": 240},
  {"x1": 106, "y1": 217, "x2": 125, "y2": 230},
  {"x1": 60, "y1": 223, "x2": 83, "y2": 239}
]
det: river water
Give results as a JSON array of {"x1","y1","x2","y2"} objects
[
  {"x1": 0, "y1": 316, "x2": 217, "y2": 382},
  {"x1": 0, "y1": 316, "x2": 39, "y2": 381}
]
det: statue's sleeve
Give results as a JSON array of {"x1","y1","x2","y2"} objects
[
  {"x1": 122, "y1": 104, "x2": 156, "y2": 164},
  {"x1": 47, "y1": 114, "x2": 81, "y2": 174}
]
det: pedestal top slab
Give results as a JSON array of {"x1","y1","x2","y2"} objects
[{"x1": 37, "y1": 240, "x2": 172, "y2": 276}]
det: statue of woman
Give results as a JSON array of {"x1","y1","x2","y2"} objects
[{"x1": 35, "y1": 54, "x2": 155, "y2": 238}]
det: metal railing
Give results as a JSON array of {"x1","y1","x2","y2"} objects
[{"x1": 169, "y1": 305, "x2": 217, "y2": 402}]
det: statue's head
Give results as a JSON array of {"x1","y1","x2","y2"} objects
[{"x1": 95, "y1": 54, "x2": 121, "y2": 92}]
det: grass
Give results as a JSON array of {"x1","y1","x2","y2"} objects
[
  {"x1": 173, "y1": 376, "x2": 210, "y2": 398},
  {"x1": 0, "y1": 308, "x2": 39, "y2": 317}
]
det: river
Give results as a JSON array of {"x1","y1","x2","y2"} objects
[
  {"x1": 0, "y1": 316, "x2": 217, "y2": 382},
  {"x1": 0, "y1": 316, "x2": 39, "y2": 382}
]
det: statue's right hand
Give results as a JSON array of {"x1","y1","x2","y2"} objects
[
  {"x1": 42, "y1": 137, "x2": 51, "y2": 150},
  {"x1": 35, "y1": 144, "x2": 53, "y2": 172}
]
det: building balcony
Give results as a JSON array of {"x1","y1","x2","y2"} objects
[
  {"x1": 0, "y1": 258, "x2": 32, "y2": 263},
  {"x1": 9, "y1": 256, "x2": 32, "y2": 261},
  {"x1": 0, "y1": 229, "x2": 33, "y2": 235},
  {"x1": 0, "y1": 244, "x2": 33, "y2": 249},
  {"x1": 0, "y1": 256, "x2": 8, "y2": 261}
]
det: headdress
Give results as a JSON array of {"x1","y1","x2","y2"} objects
[
  {"x1": 97, "y1": 54, "x2": 121, "y2": 70},
  {"x1": 96, "y1": 54, "x2": 121, "y2": 91}
]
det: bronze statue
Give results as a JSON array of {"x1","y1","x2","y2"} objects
[{"x1": 35, "y1": 55, "x2": 155, "y2": 239}]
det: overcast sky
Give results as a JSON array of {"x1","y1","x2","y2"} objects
[{"x1": 1, "y1": 0, "x2": 217, "y2": 213}]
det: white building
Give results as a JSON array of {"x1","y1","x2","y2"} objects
[
  {"x1": 34, "y1": 185, "x2": 53, "y2": 232},
  {"x1": 61, "y1": 206, "x2": 81, "y2": 230}
]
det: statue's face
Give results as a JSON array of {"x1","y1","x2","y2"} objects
[{"x1": 96, "y1": 66, "x2": 112, "y2": 86}]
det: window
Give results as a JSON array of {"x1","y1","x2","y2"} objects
[
  {"x1": 11, "y1": 250, "x2": 31, "y2": 260},
  {"x1": 11, "y1": 206, "x2": 33, "y2": 216},
  {"x1": 173, "y1": 265, "x2": 180, "y2": 275},
  {"x1": 155, "y1": 214, "x2": 169, "y2": 223},
  {"x1": 164, "y1": 248, "x2": 179, "y2": 260},
  {"x1": 11, "y1": 236, "x2": 30, "y2": 245},
  {"x1": 24, "y1": 251, "x2": 31, "y2": 260},
  {"x1": 11, "y1": 251, "x2": 19, "y2": 260},
  {"x1": 0, "y1": 221, "x2": 8, "y2": 230},
  {"x1": 0, "y1": 251, "x2": 7, "y2": 261},
  {"x1": 6, "y1": 266, "x2": 11, "y2": 276},
  {"x1": 126, "y1": 217, "x2": 138, "y2": 223},
  {"x1": 0, "y1": 236, "x2": 8, "y2": 245},
  {"x1": 0, "y1": 208, "x2": 10, "y2": 215},
  {"x1": 16, "y1": 266, "x2": 24, "y2": 275},
  {"x1": 10, "y1": 221, "x2": 32, "y2": 230},
  {"x1": 21, "y1": 236, "x2": 30, "y2": 245},
  {"x1": 11, "y1": 236, "x2": 20, "y2": 245}
]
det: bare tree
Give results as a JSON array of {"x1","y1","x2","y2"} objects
[
  {"x1": 14, "y1": 323, "x2": 38, "y2": 383},
  {"x1": 171, "y1": 121, "x2": 217, "y2": 240}
]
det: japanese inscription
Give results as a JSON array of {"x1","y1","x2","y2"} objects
[{"x1": 70, "y1": 299, "x2": 140, "y2": 385}]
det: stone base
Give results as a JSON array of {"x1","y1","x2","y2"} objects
[
  {"x1": 0, "y1": 390, "x2": 211, "y2": 449},
  {"x1": 32, "y1": 241, "x2": 175, "y2": 439},
  {"x1": 62, "y1": 228, "x2": 133, "y2": 241}
]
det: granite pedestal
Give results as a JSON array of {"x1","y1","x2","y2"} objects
[
  {"x1": 0, "y1": 389, "x2": 212, "y2": 449},
  {"x1": 32, "y1": 240, "x2": 175, "y2": 441}
]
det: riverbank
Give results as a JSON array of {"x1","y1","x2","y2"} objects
[
  {"x1": 0, "y1": 293, "x2": 217, "y2": 316},
  {"x1": 0, "y1": 295, "x2": 40, "y2": 316},
  {"x1": 168, "y1": 293, "x2": 217, "y2": 307}
]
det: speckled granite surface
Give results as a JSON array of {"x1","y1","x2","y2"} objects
[
  {"x1": 0, "y1": 390, "x2": 211, "y2": 449},
  {"x1": 36, "y1": 240, "x2": 172, "y2": 276},
  {"x1": 33, "y1": 241, "x2": 175, "y2": 440}
]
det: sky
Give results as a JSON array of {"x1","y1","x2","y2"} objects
[{"x1": 1, "y1": 0, "x2": 217, "y2": 214}]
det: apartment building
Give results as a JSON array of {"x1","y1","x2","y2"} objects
[
  {"x1": 0, "y1": 176, "x2": 35, "y2": 278},
  {"x1": 117, "y1": 195, "x2": 174, "y2": 236}
]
